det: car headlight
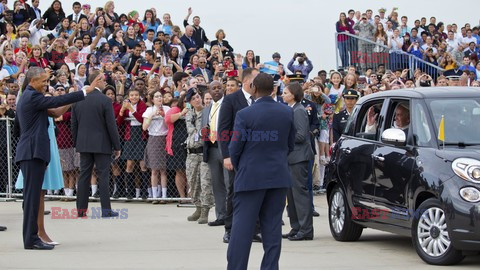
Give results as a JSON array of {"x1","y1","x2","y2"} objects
[
  {"x1": 459, "y1": 187, "x2": 480, "y2": 203},
  {"x1": 452, "y1": 158, "x2": 480, "y2": 183}
]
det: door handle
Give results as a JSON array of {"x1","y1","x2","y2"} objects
[
  {"x1": 343, "y1": 148, "x2": 351, "y2": 154},
  {"x1": 372, "y1": 155, "x2": 385, "y2": 162}
]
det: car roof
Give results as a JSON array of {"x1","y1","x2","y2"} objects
[{"x1": 356, "y1": 87, "x2": 480, "y2": 105}]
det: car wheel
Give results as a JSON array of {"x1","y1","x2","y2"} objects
[
  {"x1": 412, "y1": 198, "x2": 465, "y2": 265},
  {"x1": 328, "y1": 185, "x2": 363, "y2": 241}
]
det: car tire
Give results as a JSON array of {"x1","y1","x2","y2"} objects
[
  {"x1": 412, "y1": 198, "x2": 465, "y2": 265},
  {"x1": 328, "y1": 185, "x2": 363, "y2": 241}
]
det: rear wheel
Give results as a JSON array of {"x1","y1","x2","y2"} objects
[
  {"x1": 328, "y1": 186, "x2": 363, "y2": 241},
  {"x1": 412, "y1": 198, "x2": 465, "y2": 265}
]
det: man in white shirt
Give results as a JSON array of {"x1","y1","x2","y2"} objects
[
  {"x1": 461, "y1": 29, "x2": 477, "y2": 46},
  {"x1": 144, "y1": 29, "x2": 155, "y2": 50},
  {"x1": 446, "y1": 31, "x2": 459, "y2": 53},
  {"x1": 421, "y1": 36, "x2": 438, "y2": 55}
]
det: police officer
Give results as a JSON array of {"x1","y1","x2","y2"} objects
[{"x1": 332, "y1": 89, "x2": 360, "y2": 143}]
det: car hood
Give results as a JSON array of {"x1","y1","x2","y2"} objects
[{"x1": 435, "y1": 148, "x2": 480, "y2": 162}]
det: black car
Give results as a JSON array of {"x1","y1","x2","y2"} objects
[{"x1": 325, "y1": 88, "x2": 480, "y2": 265}]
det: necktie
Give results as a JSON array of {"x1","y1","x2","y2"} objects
[
  {"x1": 209, "y1": 102, "x2": 219, "y2": 143},
  {"x1": 249, "y1": 96, "x2": 255, "y2": 106},
  {"x1": 75, "y1": 13, "x2": 79, "y2": 23},
  {"x1": 202, "y1": 69, "x2": 209, "y2": 83}
]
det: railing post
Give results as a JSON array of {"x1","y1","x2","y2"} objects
[
  {"x1": 6, "y1": 117, "x2": 13, "y2": 199},
  {"x1": 335, "y1": 33, "x2": 339, "y2": 70}
]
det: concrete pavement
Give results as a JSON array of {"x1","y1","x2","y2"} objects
[{"x1": 0, "y1": 195, "x2": 479, "y2": 269}]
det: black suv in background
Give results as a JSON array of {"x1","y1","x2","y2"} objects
[{"x1": 325, "y1": 88, "x2": 480, "y2": 265}]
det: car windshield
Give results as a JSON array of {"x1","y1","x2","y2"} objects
[{"x1": 428, "y1": 98, "x2": 480, "y2": 145}]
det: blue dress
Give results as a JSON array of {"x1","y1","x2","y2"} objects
[{"x1": 16, "y1": 117, "x2": 64, "y2": 190}]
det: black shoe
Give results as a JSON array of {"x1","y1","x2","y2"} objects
[
  {"x1": 93, "y1": 191, "x2": 100, "y2": 198},
  {"x1": 44, "y1": 210, "x2": 51, "y2": 215},
  {"x1": 312, "y1": 210, "x2": 320, "y2": 217},
  {"x1": 223, "y1": 231, "x2": 230, "y2": 243},
  {"x1": 313, "y1": 185, "x2": 321, "y2": 191},
  {"x1": 282, "y1": 231, "x2": 297, "y2": 239},
  {"x1": 102, "y1": 210, "x2": 119, "y2": 218},
  {"x1": 208, "y1": 219, "x2": 225, "y2": 226},
  {"x1": 112, "y1": 192, "x2": 119, "y2": 199},
  {"x1": 288, "y1": 233, "x2": 313, "y2": 241},
  {"x1": 252, "y1": 233, "x2": 262, "y2": 243},
  {"x1": 25, "y1": 242, "x2": 55, "y2": 250},
  {"x1": 0, "y1": 225, "x2": 6, "y2": 231},
  {"x1": 77, "y1": 209, "x2": 88, "y2": 218}
]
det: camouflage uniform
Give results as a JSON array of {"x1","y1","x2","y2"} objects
[{"x1": 186, "y1": 108, "x2": 214, "y2": 207}]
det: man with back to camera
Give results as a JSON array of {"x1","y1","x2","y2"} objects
[
  {"x1": 218, "y1": 67, "x2": 262, "y2": 243},
  {"x1": 227, "y1": 73, "x2": 295, "y2": 270},
  {"x1": 71, "y1": 70, "x2": 122, "y2": 218},
  {"x1": 15, "y1": 67, "x2": 94, "y2": 250}
]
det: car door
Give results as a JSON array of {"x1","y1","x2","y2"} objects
[
  {"x1": 336, "y1": 99, "x2": 386, "y2": 211},
  {"x1": 372, "y1": 99, "x2": 416, "y2": 226}
]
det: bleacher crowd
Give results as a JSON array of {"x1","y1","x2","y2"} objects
[{"x1": 0, "y1": 1, "x2": 480, "y2": 229}]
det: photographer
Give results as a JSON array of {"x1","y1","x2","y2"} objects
[
  {"x1": 120, "y1": 44, "x2": 143, "y2": 74},
  {"x1": 287, "y1": 52, "x2": 313, "y2": 79}
]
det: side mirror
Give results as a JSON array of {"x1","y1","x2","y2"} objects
[{"x1": 381, "y1": 128, "x2": 406, "y2": 147}]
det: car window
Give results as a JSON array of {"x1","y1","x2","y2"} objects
[
  {"x1": 384, "y1": 99, "x2": 410, "y2": 138},
  {"x1": 344, "y1": 106, "x2": 359, "y2": 136},
  {"x1": 354, "y1": 99, "x2": 385, "y2": 141},
  {"x1": 411, "y1": 100, "x2": 433, "y2": 147}
]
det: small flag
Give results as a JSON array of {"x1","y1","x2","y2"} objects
[
  {"x1": 260, "y1": 61, "x2": 279, "y2": 75},
  {"x1": 438, "y1": 115, "x2": 445, "y2": 141}
]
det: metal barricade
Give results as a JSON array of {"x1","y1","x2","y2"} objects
[
  {"x1": 334, "y1": 32, "x2": 446, "y2": 78},
  {"x1": 1, "y1": 115, "x2": 193, "y2": 203}
]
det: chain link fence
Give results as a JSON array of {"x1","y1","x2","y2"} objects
[{"x1": 1, "y1": 117, "x2": 192, "y2": 203}]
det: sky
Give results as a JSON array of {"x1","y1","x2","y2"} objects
[{"x1": 37, "y1": 0, "x2": 480, "y2": 75}]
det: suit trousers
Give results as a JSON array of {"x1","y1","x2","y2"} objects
[
  {"x1": 207, "y1": 146, "x2": 228, "y2": 220},
  {"x1": 287, "y1": 161, "x2": 314, "y2": 237},
  {"x1": 20, "y1": 159, "x2": 46, "y2": 248},
  {"x1": 76, "y1": 153, "x2": 112, "y2": 215},
  {"x1": 227, "y1": 188, "x2": 287, "y2": 270},
  {"x1": 224, "y1": 169, "x2": 235, "y2": 231}
]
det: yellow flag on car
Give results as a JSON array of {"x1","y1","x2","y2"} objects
[{"x1": 438, "y1": 115, "x2": 445, "y2": 141}]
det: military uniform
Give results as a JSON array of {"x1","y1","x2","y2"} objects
[
  {"x1": 185, "y1": 108, "x2": 214, "y2": 208},
  {"x1": 332, "y1": 90, "x2": 359, "y2": 143}
]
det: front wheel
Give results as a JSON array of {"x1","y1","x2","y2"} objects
[
  {"x1": 412, "y1": 198, "x2": 465, "y2": 265},
  {"x1": 328, "y1": 186, "x2": 363, "y2": 241}
]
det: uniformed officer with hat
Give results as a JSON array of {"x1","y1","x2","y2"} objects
[{"x1": 332, "y1": 89, "x2": 360, "y2": 143}]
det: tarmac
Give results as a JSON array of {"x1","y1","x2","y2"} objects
[{"x1": 0, "y1": 194, "x2": 479, "y2": 270}]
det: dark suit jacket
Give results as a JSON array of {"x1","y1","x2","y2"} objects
[
  {"x1": 229, "y1": 96, "x2": 295, "y2": 192},
  {"x1": 201, "y1": 103, "x2": 212, "y2": 161},
  {"x1": 67, "y1": 13, "x2": 88, "y2": 23},
  {"x1": 15, "y1": 86, "x2": 84, "y2": 164},
  {"x1": 301, "y1": 98, "x2": 320, "y2": 154},
  {"x1": 27, "y1": 6, "x2": 41, "y2": 22},
  {"x1": 210, "y1": 40, "x2": 234, "y2": 56},
  {"x1": 180, "y1": 34, "x2": 197, "y2": 67},
  {"x1": 71, "y1": 89, "x2": 121, "y2": 154},
  {"x1": 288, "y1": 103, "x2": 314, "y2": 165},
  {"x1": 218, "y1": 89, "x2": 248, "y2": 159},
  {"x1": 192, "y1": 67, "x2": 213, "y2": 82}
]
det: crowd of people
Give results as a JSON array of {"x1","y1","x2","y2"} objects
[
  {"x1": 0, "y1": 0, "x2": 479, "y2": 246},
  {"x1": 336, "y1": 7, "x2": 480, "y2": 81}
]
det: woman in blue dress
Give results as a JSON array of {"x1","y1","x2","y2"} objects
[{"x1": 16, "y1": 92, "x2": 69, "y2": 245}]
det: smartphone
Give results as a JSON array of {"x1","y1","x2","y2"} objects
[
  {"x1": 218, "y1": 72, "x2": 224, "y2": 78},
  {"x1": 255, "y1": 55, "x2": 260, "y2": 63},
  {"x1": 227, "y1": 70, "x2": 238, "y2": 77}
]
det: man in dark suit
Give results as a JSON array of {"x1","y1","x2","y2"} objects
[
  {"x1": 180, "y1": 25, "x2": 198, "y2": 69},
  {"x1": 227, "y1": 73, "x2": 295, "y2": 270},
  {"x1": 15, "y1": 67, "x2": 91, "y2": 250},
  {"x1": 27, "y1": 0, "x2": 41, "y2": 22},
  {"x1": 201, "y1": 81, "x2": 227, "y2": 226},
  {"x1": 192, "y1": 57, "x2": 213, "y2": 83},
  {"x1": 281, "y1": 82, "x2": 315, "y2": 241},
  {"x1": 218, "y1": 67, "x2": 259, "y2": 243},
  {"x1": 72, "y1": 71, "x2": 122, "y2": 218},
  {"x1": 67, "y1": 2, "x2": 87, "y2": 24}
]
